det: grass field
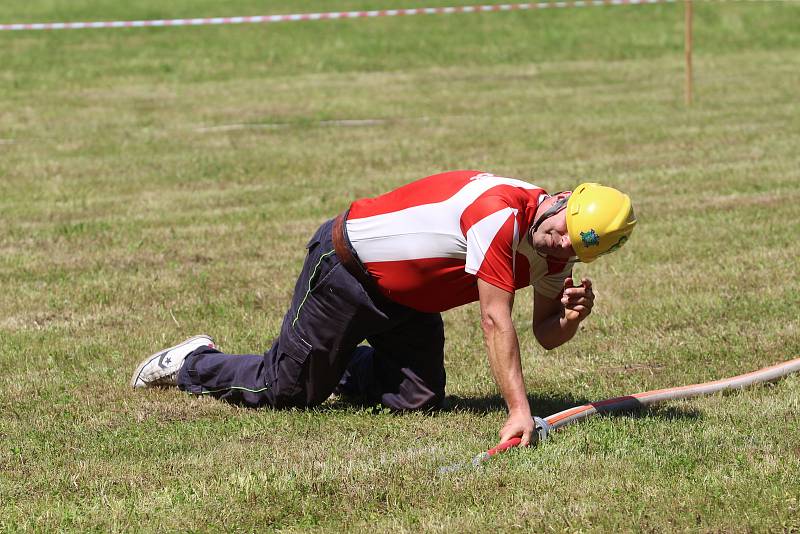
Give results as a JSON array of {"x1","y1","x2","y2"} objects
[{"x1": 2, "y1": 1, "x2": 800, "y2": 531}]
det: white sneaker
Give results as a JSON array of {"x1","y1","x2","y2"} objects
[{"x1": 131, "y1": 335, "x2": 216, "y2": 389}]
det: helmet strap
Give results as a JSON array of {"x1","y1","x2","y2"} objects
[
  {"x1": 531, "y1": 194, "x2": 569, "y2": 234},
  {"x1": 528, "y1": 194, "x2": 574, "y2": 260}
]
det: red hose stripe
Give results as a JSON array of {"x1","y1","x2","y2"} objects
[{"x1": 547, "y1": 405, "x2": 593, "y2": 425}]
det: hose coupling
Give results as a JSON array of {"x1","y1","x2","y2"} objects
[{"x1": 533, "y1": 416, "x2": 551, "y2": 444}]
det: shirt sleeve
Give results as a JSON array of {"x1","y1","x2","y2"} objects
[{"x1": 462, "y1": 199, "x2": 520, "y2": 293}]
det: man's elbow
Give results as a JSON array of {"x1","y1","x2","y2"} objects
[
  {"x1": 480, "y1": 316, "x2": 493, "y2": 337},
  {"x1": 481, "y1": 311, "x2": 513, "y2": 338},
  {"x1": 481, "y1": 314, "x2": 501, "y2": 337},
  {"x1": 533, "y1": 325, "x2": 559, "y2": 351},
  {"x1": 536, "y1": 337, "x2": 559, "y2": 351}
]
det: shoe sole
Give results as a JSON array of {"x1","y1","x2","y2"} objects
[{"x1": 130, "y1": 335, "x2": 214, "y2": 388}]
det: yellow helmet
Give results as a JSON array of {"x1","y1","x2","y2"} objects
[{"x1": 566, "y1": 183, "x2": 637, "y2": 263}]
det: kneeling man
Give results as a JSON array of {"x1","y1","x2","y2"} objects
[{"x1": 132, "y1": 170, "x2": 636, "y2": 446}]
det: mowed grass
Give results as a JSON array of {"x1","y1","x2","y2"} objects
[{"x1": 1, "y1": 1, "x2": 800, "y2": 531}]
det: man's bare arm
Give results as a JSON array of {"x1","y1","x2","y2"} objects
[
  {"x1": 533, "y1": 277, "x2": 594, "y2": 350},
  {"x1": 477, "y1": 278, "x2": 535, "y2": 447}
]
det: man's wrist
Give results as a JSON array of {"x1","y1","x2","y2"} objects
[{"x1": 507, "y1": 402, "x2": 532, "y2": 417}]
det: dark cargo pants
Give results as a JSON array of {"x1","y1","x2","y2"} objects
[{"x1": 176, "y1": 217, "x2": 446, "y2": 411}]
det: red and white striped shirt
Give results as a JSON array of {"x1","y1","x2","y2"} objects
[{"x1": 346, "y1": 170, "x2": 574, "y2": 312}]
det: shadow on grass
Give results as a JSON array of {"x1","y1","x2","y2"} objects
[
  {"x1": 324, "y1": 391, "x2": 701, "y2": 422},
  {"x1": 442, "y1": 393, "x2": 701, "y2": 422}
]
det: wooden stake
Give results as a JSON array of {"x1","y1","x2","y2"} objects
[{"x1": 685, "y1": 0, "x2": 693, "y2": 105}]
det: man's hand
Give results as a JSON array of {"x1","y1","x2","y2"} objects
[
  {"x1": 561, "y1": 277, "x2": 594, "y2": 322},
  {"x1": 533, "y1": 276, "x2": 595, "y2": 350},
  {"x1": 499, "y1": 410, "x2": 536, "y2": 447}
]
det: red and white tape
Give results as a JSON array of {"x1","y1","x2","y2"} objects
[{"x1": 0, "y1": 0, "x2": 675, "y2": 32}]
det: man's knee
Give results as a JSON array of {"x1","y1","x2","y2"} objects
[
  {"x1": 270, "y1": 379, "x2": 337, "y2": 409},
  {"x1": 271, "y1": 356, "x2": 342, "y2": 409}
]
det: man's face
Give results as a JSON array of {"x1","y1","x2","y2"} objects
[{"x1": 531, "y1": 208, "x2": 575, "y2": 259}]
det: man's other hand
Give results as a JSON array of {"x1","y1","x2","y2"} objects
[{"x1": 561, "y1": 277, "x2": 594, "y2": 322}]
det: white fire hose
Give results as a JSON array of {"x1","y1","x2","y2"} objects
[{"x1": 439, "y1": 356, "x2": 800, "y2": 473}]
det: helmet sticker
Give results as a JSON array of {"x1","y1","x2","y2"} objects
[
  {"x1": 600, "y1": 235, "x2": 629, "y2": 257},
  {"x1": 580, "y1": 229, "x2": 600, "y2": 248}
]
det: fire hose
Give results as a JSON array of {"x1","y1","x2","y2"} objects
[{"x1": 438, "y1": 356, "x2": 800, "y2": 474}]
